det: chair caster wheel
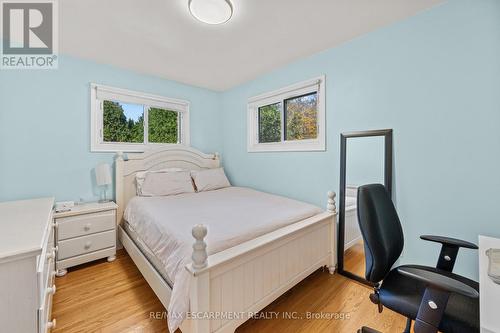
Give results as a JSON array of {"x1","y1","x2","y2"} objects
[
  {"x1": 369, "y1": 292, "x2": 379, "y2": 304},
  {"x1": 369, "y1": 292, "x2": 383, "y2": 313}
]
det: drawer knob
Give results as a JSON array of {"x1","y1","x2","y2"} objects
[
  {"x1": 47, "y1": 318, "x2": 56, "y2": 329},
  {"x1": 84, "y1": 241, "x2": 92, "y2": 250},
  {"x1": 84, "y1": 223, "x2": 92, "y2": 231},
  {"x1": 53, "y1": 245, "x2": 59, "y2": 253},
  {"x1": 46, "y1": 250, "x2": 56, "y2": 260},
  {"x1": 46, "y1": 285, "x2": 56, "y2": 295}
]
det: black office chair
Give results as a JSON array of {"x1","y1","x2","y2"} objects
[{"x1": 355, "y1": 184, "x2": 479, "y2": 333}]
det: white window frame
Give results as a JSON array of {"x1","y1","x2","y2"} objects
[
  {"x1": 247, "y1": 75, "x2": 326, "y2": 152},
  {"x1": 90, "y1": 83, "x2": 190, "y2": 152}
]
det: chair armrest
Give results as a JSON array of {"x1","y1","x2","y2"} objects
[
  {"x1": 420, "y1": 235, "x2": 478, "y2": 249},
  {"x1": 397, "y1": 266, "x2": 479, "y2": 298}
]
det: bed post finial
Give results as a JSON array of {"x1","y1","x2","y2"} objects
[
  {"x1": 192, "y1": 224, "x2": 208, "y2": 269},
  {"x1": 327, "y1": 191, "x2": 336, "y2": 214}
]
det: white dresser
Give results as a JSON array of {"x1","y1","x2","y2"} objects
[{"x1": 0, "y1": 197, "x2": 57, "y2": 333}]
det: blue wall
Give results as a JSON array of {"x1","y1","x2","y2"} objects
[
  {"x1": 220, "y1": 0, "x2": 500, "y2": 279},
  {"x1": 346, "y1": 136, "x2": 385, "y2": 187},
  {"x1": 0, "y1": 56, "x2": 222, "y2": 202}
]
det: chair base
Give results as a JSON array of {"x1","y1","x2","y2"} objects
[
  {"x1": 358, "y1": 318, "x2": 411, "y2": 333},
  {"x1": 358, "y1": 327, "x2": 382, "y2": 333}
]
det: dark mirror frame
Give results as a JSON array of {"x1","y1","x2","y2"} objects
[{"x1": 337, "y1": 129, "x2": 393, "y2": 286}]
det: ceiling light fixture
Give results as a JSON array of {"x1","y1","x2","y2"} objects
[{"x1": 188, "y1": 0, "x2": 233, "y2": 25}]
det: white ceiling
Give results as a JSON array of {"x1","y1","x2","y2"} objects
[{"x1": 61, "y1": 0, "x2": 443, "y2": 91}]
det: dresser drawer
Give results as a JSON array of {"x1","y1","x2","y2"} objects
[
  {"x1": 38, "y1": 256, "x2": 55, "y2": 307},
  {"x1": 38, "y1": 279, "x2": 56, "y2": 333},
  {"x1": 56, "y1": 210, "x2": 115, "y2": 240},
  {"x1": 38, "y1": 217, "x2": 55, "y2": 306},
  {"x1": 57, "y1": 230, "x2": 115, "y2": 260}
]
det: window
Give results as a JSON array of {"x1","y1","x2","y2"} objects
[
  {"x1": 91, "y1": 84, "x2": 190, "y2": 152},
  {"x1": 247, "y1": 76, "x2": 325, "y2": 152},
  {"x1": 284, "y1": 92, "x2": 318, "y2": 141},
  {"x1": 258, "y1": 102, "x2": 281, "y2": 143}
]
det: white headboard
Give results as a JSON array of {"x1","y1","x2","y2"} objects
[{"x1": 114, "y1": 145, "x2": 220, "y2": 225}]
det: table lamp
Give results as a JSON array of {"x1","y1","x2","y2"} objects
[{"x1": 95, "y1": 163, "x2": 112, "y2": 203}]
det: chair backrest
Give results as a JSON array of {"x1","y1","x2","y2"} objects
[{"x1": 357, "y1": 184, "x2": 404, "y2": 283}]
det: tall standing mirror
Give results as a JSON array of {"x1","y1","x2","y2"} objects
[{"x1": 338, "y1": 129, "x2": 393, "y2": 285}]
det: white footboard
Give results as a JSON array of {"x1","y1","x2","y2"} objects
[{"x1": 182, "y1": 192, "x2": 337, "y2": 333}]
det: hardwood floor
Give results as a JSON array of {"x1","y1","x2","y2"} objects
[
  {"x1": 53, "y1": 250, "x2": 168, "y2": 333},
  {"x1": 53, "y1": 249, "x2": 408, "y2": 333},
  {"x1": 343, "y1": 241, "x2": 366, "y2": 278}
]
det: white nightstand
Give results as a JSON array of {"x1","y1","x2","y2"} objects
[{"x1": 54, "y1": 201, "x2": 117, "y2": 277}]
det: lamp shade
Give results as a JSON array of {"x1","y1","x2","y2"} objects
[{"x1": 95, "y1": 163, "x2": 112, "y2": 186}]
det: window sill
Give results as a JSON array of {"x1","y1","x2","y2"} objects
[
  {"x1": 247, "y1": 140, "x2": 325, "y2": 153},
  {"x1": 90, "y1": 142, "x2": 187, "y2": 153}
]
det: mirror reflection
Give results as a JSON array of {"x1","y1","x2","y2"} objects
[{"x1": 342, "y1": 134, "x2": 387, "y2": 280}]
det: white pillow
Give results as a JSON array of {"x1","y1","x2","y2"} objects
[
  {"x1": 135, "y1": 168, "x2": 184, "y2": 195},
  {"x1": 139, "y1": 170, "x2": 195, "y2": 197},
  {"x1": 191, "y1": 168, "x2": 231, "y2": 192}
]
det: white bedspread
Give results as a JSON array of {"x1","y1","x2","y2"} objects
[{"x1": 124, "y1": 186, "x2": 322, "y2": 332}]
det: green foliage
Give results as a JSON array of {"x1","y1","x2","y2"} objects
[
  {"x1": 285, "y1": 93, "x2": 317, "y2": 141},
  {"x1": 258, "y1": 103, "x2": 281, "y2": 143},
  {"x1": 103, "y1": 101, "x2": 143, "y2": 143},
  {"x1": 257, "y1": 93, "x2": 318, "y2": 143},
  {"x1": 129, "y1": 116, "x2": 144, "y2": 143},
  {"x1": 103, "y1": 101, "x2": 178, "y2": 144},
  {"x1": 148, "y1": 108, "x2": 178, "y2": 143}
]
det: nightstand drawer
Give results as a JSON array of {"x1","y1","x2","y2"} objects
[
  {"x1": 56, "y1": 210, "x2": 115, "y2": 240},
  {"x1": 57, "y1": 230, "x2": 115, "y2": 260}
]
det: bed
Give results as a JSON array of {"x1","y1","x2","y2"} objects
[{"x1": 115, "y1": 146, "x2": 337, "y2": 333}]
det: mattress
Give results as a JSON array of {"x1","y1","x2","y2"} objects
[
  {"x1": 122, "y1": 221, "x2": 173, "y2": 287},
  {"x1": 123, "y1": 186, "x2": 322, "y2": 332}
]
